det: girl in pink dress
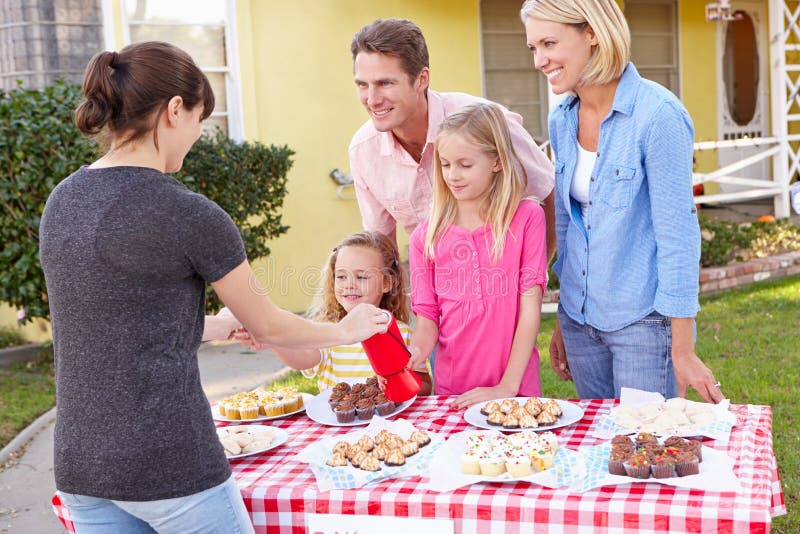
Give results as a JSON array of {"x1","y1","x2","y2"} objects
[{"x1": 408, "y1": 102, "x2": 549, "y2": 408}]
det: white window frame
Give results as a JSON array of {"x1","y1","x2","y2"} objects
[{"x1": 104, "y1": 0, "x2": 244, "y2": 141}]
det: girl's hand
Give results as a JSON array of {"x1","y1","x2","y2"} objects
[
  {"x1": 549, "y1": 319, "x2": 572, "y2": 381},
  {"x1": 407, "y1": 345, "x2": 427, "y2": 370},
  {"x1": 338, "y1": 303, "x2": 390, "y2": 344},
  {"x1": 451, "y1": 383, "x2": 518, "y2": 410},
  {"x1": 232, "y1": 328, "x2": 270, "y2": 351},
  {"x1": 376, "y1": 375, "x2": 387, "y2": 392}
]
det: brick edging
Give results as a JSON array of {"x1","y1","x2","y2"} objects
[{"x1": 542, "y1": 251, "x2": 800, "y2": 303}]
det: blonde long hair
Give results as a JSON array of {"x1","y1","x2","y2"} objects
[
  {"x1": 424, "y1": 103, "x2": 526, "y2": 263},
  {"x1": 307, "y1": 232, "x2": 409, "y2": 324}
]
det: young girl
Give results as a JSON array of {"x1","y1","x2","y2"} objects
[
  {"x1": 407, "y1": 102, "x2": 548, "y2": 408},
  {"x1": 254, "y1": 232, "x2": 432, "y2": 394}
]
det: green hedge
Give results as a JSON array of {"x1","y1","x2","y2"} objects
[{"x1": 0, "y1": 81, "x2": 291, "y2": 322}]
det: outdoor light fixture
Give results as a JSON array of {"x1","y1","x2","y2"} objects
[
  {"x1": 329, "y1": 168, "x2": 354, "y2": 186},
  {"x1": 705, "y1": 0, "x2": 736, "y2": 22}
]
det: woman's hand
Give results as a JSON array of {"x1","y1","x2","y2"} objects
[
  {"x1": 451, "y1": 383, "x2": 518, "y2": 410},
  {"x1": 673, "y1": 352, "x2": 725, "y2": 404},
  {"x1": 338, "y1": 303, "x2": 390, "y2": 344},
  {"x1": 549, "y1": 319, "x2": 572, "y2": 381}
]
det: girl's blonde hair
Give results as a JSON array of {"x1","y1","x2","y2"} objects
[
  {"x1": 425, "y1": 102, "x2": 526, "y2": 263},
  {"x1": 520, "y1": 0, "x2": 630, "y2": 87},
  {"x1": 308, "y1": 232, "x2": 409, "y2": 324}
]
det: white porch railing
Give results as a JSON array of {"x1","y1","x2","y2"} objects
[{"x1": 692, "y1": 136, "x2": 788, "y2": 205}]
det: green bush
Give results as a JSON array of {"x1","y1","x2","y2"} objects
[
  {"x1": 699, "y1": 216, "x2": 800, "y2": 267},
  {"x1": 0, "y1": 81, "x2": 292, "y2": 322}
]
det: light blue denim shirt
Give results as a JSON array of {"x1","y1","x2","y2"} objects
[{"x1": 550, "y1": 63, "x2": 700, "y2": 331}]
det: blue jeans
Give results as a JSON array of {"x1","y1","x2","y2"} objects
[
  {"x1": 558, "y1": 306, "x2": 678, "y2": 399},
  {"x1": 58, "y1": 475, "x2": 254, "y2": 534}
]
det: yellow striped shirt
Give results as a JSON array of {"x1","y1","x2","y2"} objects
[{"x1": 301, "y1": 321, "x2": 426, "y2": 391}]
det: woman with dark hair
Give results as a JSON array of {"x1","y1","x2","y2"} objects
[{"x1": 40, "y1": 41, "x2": 389, "y2": 532}]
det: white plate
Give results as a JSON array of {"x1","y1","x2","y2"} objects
[
  {"x1": 212, "y1": 393, "x2": 314, "y2": 423},
  {"x1": 305, "y1": 388, "x2": 417, "y2": 427},
  {"x1": 217, "y1": 425, "x2": 289, "y2": 459},
  {"x1": 463, "y1": 398, "x2": 584, "y2": 433}
]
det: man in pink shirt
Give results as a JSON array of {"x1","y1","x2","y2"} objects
[{"x1": 349, "y1": 18, "x2": 555, "y2": 255}]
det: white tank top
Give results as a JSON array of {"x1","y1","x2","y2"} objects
[{"x1": 570, "y1": 143, "x2": 597, "y2": 222}]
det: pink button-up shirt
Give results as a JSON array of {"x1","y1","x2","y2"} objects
[
  {"x1": 349, "y1": 90, "x2": 555, "y2": 236},
  {"x1": 409, "y1": 200, "x2": 548, "y2": 396}
]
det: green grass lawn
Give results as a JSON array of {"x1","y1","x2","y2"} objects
[{"x1": 2, "y1": 276, "x2": 797, "y2": 529}]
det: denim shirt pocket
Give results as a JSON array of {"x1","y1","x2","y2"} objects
[{"x1": 599, "y1": 164, "x2": 636, "y2": 210}]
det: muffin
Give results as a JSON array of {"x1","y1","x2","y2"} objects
[
  {"x1": 355, "y1": 398, "x2": 375, "y2": 420},
  {"x1": 334, "y1": 401, "x2": 356, "y2": 423},
  {"x1": 608, "y1": 447, "x2": 632, "y2": 475},
  {"x1": 238, "y1": 399, "x2": 260, "y2": 420},
  {"x1": 263, "y1": 400, "x2": 283, "y2": 417},
  {"x1": 650, "y1": 452, "x2": 677, "y2": 479},
  {"x1": 624, "y1": 450, "x2": 650, "y2": 479},
  {"x1": 675, "y1": 450, "x2": 700, "y2": 476}
]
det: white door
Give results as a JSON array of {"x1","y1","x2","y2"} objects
[{"x1": 716, "y1": 3, "x2": 770, "y2": 191}]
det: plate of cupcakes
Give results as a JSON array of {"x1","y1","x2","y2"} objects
[{"x1": 305, "y1": 377, "x2": 416, "y2": 427}]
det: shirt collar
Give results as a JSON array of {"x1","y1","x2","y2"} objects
[{"x1": 557, "y1": 62, "x2": 639, "y2": 116}]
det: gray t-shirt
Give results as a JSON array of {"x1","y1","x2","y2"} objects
[{"x1": 40, "y1": 166, "x2": 246, "y2": 501}]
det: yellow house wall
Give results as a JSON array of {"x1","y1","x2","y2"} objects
[
  {"x1": 237, "y1": 0, "x2": 481, "y2": 311},
  {"x1": 678, "y1": 0, "x2": 720, "y2": 193}
]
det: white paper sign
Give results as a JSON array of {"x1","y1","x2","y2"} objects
[{"x1": 306, "y1": 513, "x2": 454, "y2": 534}]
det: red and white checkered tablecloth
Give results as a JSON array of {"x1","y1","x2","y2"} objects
[{"x1": 52, "y1": 397, "x2": 786, "y2": 533}]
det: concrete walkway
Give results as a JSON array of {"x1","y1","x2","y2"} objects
[{"x1": 0, "y1": 342, "x2": 288, "y2": 534}]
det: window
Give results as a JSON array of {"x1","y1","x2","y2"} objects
[
  {"x1": 480, "y1": 0, "x2": 548, "y2": 143},
  {"x1": 122, "y1": 0, "x2": 243, "y2": 139},
  {"x1": 625, "y1": 0, "x2": 680, "y2": 96}
]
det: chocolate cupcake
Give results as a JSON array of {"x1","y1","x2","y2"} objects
[
  {"x1": 623, "y1": 450, "x2": 651, "y2": 479},
  {"x1": 686, "y1": 439, "x2": 703, "y2": 461},
  {"x1": 635, "y1": 432, "x2": 658, "y2": 447},
  {"x1": 334, "y1": 401, "x2": 356, "y2": 423},
  {"x1": 362, "y1": 385, "x2": 381, "y2": 399},
  {"x1": 332, "y1": 382, "x2": 351, "y2": 395},
  {"x1": 355, "y1": 398, "x2": 375, "y2": 420},
  {"x1": 608, "y1": 447, "x2": 632, "y2": 475},
  {"x1": 650, "y1": 452, "x2": 676, "y2": 479},
  {"x1": 664, "y1": 435, "x2": 687, "y2": 449},
  {"x1": 351, "y1": 383, "x2": 367, "y2": 396},
  {"x1": 365, "y1": 376, "x2": 379, "y2": 388},
  {"x1": 642, "y1": 441, "x2": 665, "y2": 462},
  {"x1": 675, "y1": 450, "x2": 700, "y2": 476},
  {"x1": 611, "y1": 435, "x2": 634, "y2": 450},
  {"x1": 374, "y1": 394, "x2": 395, "y2": 416}
]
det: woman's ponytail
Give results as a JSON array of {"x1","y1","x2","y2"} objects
[{"x1": 74, "y1": 50, "x2": 119, "y2": 136}]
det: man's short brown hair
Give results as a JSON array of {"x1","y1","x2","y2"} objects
[{"x1": 350, "y1": 18, "x2": 429, "y2": 81}]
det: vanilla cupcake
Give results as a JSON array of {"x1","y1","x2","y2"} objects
[
  {"x1": 506, "y1": 453, "x2": 532, "y2": 478},
  {"x1": 223, "y1": 401, "x2": 241, "y2": 420},
  {"x1": 530, "y1": 446, "x2": 555, "y2": 472},
  {"x1": 479, "y1": 453, "x2": 506, "y2": 476},
  {"x1": 538, "y1": 431, "x2": 559, "y2": 454},
  {"x1": 461, "y1": 451, "x2": 481, "y2": 475},
  {"x1": 238, "y1": 399, "x2": 260, "y2": 420}
]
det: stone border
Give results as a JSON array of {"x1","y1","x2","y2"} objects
[
  {"x1": 542, "y1": 251, "x2": 800, "y2": 303},
  {"x1": 0, "y1": 343, "x2": 40, "y2": 367}
]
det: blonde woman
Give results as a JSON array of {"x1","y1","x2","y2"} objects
[
  {"x1": 407, "y1": 103, "x2": 548, "y2": 408},
  {"x1": 521, "y1": 0, "x2": 723, "y2": 403}
]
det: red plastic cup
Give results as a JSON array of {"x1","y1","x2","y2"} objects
[{"x1": 361, "y1": 311, "x2": 421, "y2": 403}]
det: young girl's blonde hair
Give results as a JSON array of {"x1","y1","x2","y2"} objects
[
  {"x1": 425, "y1": 102, "x2": 526, "y2": 262},
  {"x1": 308, "y1": 231, "x2": 409, "y2": 324}
]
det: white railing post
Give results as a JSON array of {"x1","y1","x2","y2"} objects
[{"x1": 770, "y1": 0, "x2": 792, "y2": 218}]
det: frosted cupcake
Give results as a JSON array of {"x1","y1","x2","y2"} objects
[
  {"x1": 238, "y1": 399, "x2": 260, "y2": 420},
  {"x1": 479, "y1": 453, "x2": 506, "y2": 476},
  {"x1": 530, "y1": 446, "x2": 555, "y2": 472},
  {"x1": 624, "y1": 450, "x2": 651, "y2": 479},
  {"x1": 506, "y1": 453, "x2": 532, "y2": 478},
  {"x1": 461, "y1": 451, "x2": 481, "y2": 475},
  {"x1": 650, "y1": 452, "x2": 677, "y2": 479},
  {"x1": 538, "y1": 431, "x2": 559, "y2": 454}
]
